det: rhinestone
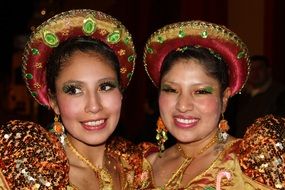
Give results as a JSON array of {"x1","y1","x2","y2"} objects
[
  {"x1": 43, "y1": 31, "x2": 59, "y2": 47},
  {"x1": 25, "y1": 73, "x2": 33, "y2": 79},
  {"x1": 107, "y1": 30, "x2": 121, "y2": 44},
  {"x1": 201, "y1": 30, "x2": 208, "y2": 38},
  {"x1": 83, "y1": 16, "x2": 96, "y2": 35},
  {"x1": 237, "y1": 51, "x2": 245, "y2": 59},
  {"x1": 31, "y1": 48, "x2": 39, "y2": 55}
]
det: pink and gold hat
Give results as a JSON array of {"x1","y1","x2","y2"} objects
[
  {"x1": 22, "y1": 9, "x2": 136, "y2": 106},
  {"x1": 143, "y1": 20, "x2": 250, "y2": 96}
]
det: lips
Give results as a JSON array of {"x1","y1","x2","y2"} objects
[
  {"x1": 174, "y1": 116, "x2": 198, "y2": 128},
  {"x1": 81, "y1": 119, "x2": 106, "y2": 131}
]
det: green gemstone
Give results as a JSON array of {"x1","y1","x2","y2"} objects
[
  {"x1": 124, "y1": 36, "x2": 130, "y2": 45},
  {"x1": 43, "y1": 31, "x2": 59, "y2": 47},
  {"x1": 128, "y1": 55, "x2": 135, "y2": 62},
  {"x1": 107, "y1": 30, "x2": 121, "y2": 44},
  {"x1": 25, "y1": 73, "x2": 33, "y2": 79},
  {"x1": 83, "y1": 18, "x2": 96, "y2": 35},
  {"x1": 237, "y1": 51, "x2": 245, "y2": 59},
  {"x1": 31, "y1": 92, "x2": 37, "y2": 97},
  {"x1": 178, "y1": 30, "x2": 185, "y2": 38},
  {"x1": 31, "y1": 48, "x2": 39, "y2": 55},
  {"x1": 157, "y1": 36, "x2": 164, "y2": 43},
  {"x1": 127, "y1": 72, "x2": 133, "y2": 79},
  {"x1": 201, "y1": 30, "x2": 208, "y2": 38},
  {"x1": 147, "y1": 47, "x2": 153, "y2": 54}
]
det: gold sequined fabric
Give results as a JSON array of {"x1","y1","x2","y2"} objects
[
  {"x1": 0, "y1": 120, "x2": 69, "y2": 189},
  {"x1": 238, "y1": 114, "x2": 285, "y2": 189},
  {"x1": 106, "y1": 137, "x2": 157, "y2": 189}
]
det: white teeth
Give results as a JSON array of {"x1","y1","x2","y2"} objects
[
  {"x1": 85, "y1": 120, "x2": 104, "y2": 126},
  {"x1": 176, "y1": 118, "x2": 196, "y2": 124}
]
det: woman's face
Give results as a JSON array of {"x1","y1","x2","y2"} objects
[
  {"x1": 49, "y1": 51, "x2": 122, "y2": 145},
  {"x1": 159, "y1": 58, "x2": 230, "y2": 143}
]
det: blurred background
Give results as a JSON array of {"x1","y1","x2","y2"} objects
[{"x1": 0, "y1": 0, "x2": 284, "y2": 143}]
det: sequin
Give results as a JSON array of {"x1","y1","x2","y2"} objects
[
  {"x1": 127, "y1": 72, "x2": 133, "y2": 79},
  {"x1": 237, "y1": 51, "x2": 245, "y2": 59},
  {"x1": 201, "y1": 30, "x2": 208, "y2": 38},
  {"x1": 147, "y1": 47, "x2": 153, "y2": 54},
  {"x1": 124, "y1": 36, "x2": 130, "y2": 45},
  {"x1": 276, "y1": 142, "x2": 283, "y2": 150},
  {"x1": 178, "y1": 29, "x2": 185, "y2": 38},
  {"x1": 4, "y1": 134, "x2": 11, "y2": 139},
  {"x1": 107, "y1": 30, "x2": 121, "y2": 44},
  {"x1": 31, "y1": 48, "x2": 40, "y2": 55},
  {"x1": 128, "y1": 55, "x2": 135, "y2": 62},
  {"x1": 25, "y1": 73, "x2": 33, "y2": 79},
  {"x1": 157, "y1": 36, "x2": 164, "y2": 43}
]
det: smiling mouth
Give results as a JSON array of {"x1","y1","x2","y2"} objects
[
  {"x1": 83, "y1": 119, "x2": 105, "y2": 126},
  {"x1": 175, "y1": 118, "x2": 197, "y2": 124}
]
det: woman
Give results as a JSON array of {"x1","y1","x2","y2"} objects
[
  {"x1": 0, "y1": 9, "x2": 142, "y2": 189},
  {"x1": 141, "y1": 21, "x2": 285, "y2": 189}
]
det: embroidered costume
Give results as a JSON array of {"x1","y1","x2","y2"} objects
[{"x1": 141, "y1": 20, "x2": 285, "y2": 190}]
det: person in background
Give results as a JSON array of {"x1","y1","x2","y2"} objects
[
  {"x1": 228, "y1": 55, "x2": 285, "y2": 138},
  {"x1": 0, "y1": 9, "x2": 144, "y2": 189},
  {"x1": 138, "y1": 20, "x2": 285, "y2": 189}
]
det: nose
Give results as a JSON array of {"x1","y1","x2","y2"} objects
[
  {"x1": 84, "y1": 92, "x2": 103, "y2": 113},
  {"x1": 175, "y1": 93, "x2": 194, "y2": 113}
]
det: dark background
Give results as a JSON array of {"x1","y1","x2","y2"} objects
[{"x1": 0, "y1": 0, "x2": 284, "y2": 143}]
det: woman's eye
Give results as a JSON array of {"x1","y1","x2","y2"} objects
[
  {"x1": 161, "y1": 85, "x2": 177, "y2": 93},
  {"x1": 194, "y1": 87, "x2": 213, "y2": 95},
  {"x1": 99, "y1": 81, "x2": 117, "y2": 92},
  {"x1": 63, "y1": 85, "x2": 82, "y2": 95}
]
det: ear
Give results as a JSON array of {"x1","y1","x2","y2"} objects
[
  {"x1": 48, "y1": 91, "x2": 60, "y2": 115},
  {"x1": 221, "y1": 87, "x2": 231, "y2": 113}
]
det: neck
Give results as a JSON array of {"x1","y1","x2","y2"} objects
[
  {"x1": 66, "y1": 134, "x2": 106, "y2": 167},
  {"x1": 176, "y1": 129, "x2": 218, "y2": 159}
]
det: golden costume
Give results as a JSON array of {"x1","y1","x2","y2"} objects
[
  {"x1": 138, "y1": 115, "x2": 285, "y2": 190},
  {"x1": 0, "y1": 121, "x2": 147, "y2": 189}
]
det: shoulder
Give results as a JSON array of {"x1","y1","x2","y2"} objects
[
  {"x1": 238, "y1": 114, "x2": 285, "y2": 189},
  {"x1": 0, "y1": 120, "x2": 69, "y2": 189}
]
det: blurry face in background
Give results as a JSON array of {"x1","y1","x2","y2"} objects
[
  {"x1": 49, "y1": 51, "x2": 122, "y2": 145},
  {"x1": 247, "y1": 60, "x2": 271, "y2": 88},
  {"x1": 159, "y1": 58, "x2": 230, "y2": 143}
]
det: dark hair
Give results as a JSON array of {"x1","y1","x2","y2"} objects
[
  {"x1": 46, "y1": 36, "x2": 120, "y2": 96},
  {"x1": 160, "y1": 46, "x2": 229, "y2": 94}
]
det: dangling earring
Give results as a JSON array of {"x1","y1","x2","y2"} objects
[
  {"x1": 156, "y1": 117, "x2": 168, "y2": 156},
  {"x1": 50, "y1": 115, "x2": 66, "y2": 145},
  {"x1": 218, "y1": 113, "x2": 229, "y2": 143}
]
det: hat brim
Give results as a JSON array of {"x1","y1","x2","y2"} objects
[{"x1": 143, "y1": 21, "x2": 249, "y2": 96}]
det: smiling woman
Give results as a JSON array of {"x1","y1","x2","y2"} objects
[
  {"x1": 139, "y1": 20, "x2": 285, "y2": 189},
  {"x1": 0, "y1": 9, "x2": 146, "y2": 189}
]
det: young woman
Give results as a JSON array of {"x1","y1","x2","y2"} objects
[
  {"x1": 140, "y1": 20, "x2": 285, "y2": 189},
  {"x1": 0, "y1": 9, "x2": 143, "y2": 189}
]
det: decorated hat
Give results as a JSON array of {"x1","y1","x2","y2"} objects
[
  {"x1": 143, "y1": 20, "x2": 250, "y2": 96},
  {"x1": 22, "y1": 9, "x2": 136, "y2": 106}
]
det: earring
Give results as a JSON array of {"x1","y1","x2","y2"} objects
[
  {"x1": 156, "y1": 117, "x2": 168, "y2": 156},
  {"x1": 50, "y1": 115, "x2": 66, "y2": 145},
  {"x1": 218, "y1": 113, "x2": 229, "y2": 143}
]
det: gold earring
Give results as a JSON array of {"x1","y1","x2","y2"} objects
[
  {"x1": 218, "y1": 113, "x2": 229, "y2": 143},
  {"x1": 51, "y1": 115, "x2": 66, "y2": 145},
  {"x1": 156, "y1": 117, "x2": 168, "y2": 156}
]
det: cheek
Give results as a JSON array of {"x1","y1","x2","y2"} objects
[
  {"x1": 197, "y1": 96, "x2": 221, "y2": 114},
  {"x1": 158, "y1": 94, "x2": 171, "y2": 112},
  {"x1": 102, "y1": 92, "x2": 122, "y2": 112},
  {"x1": 56, "y1": 96, "x2": 82, "y2": 118}
]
